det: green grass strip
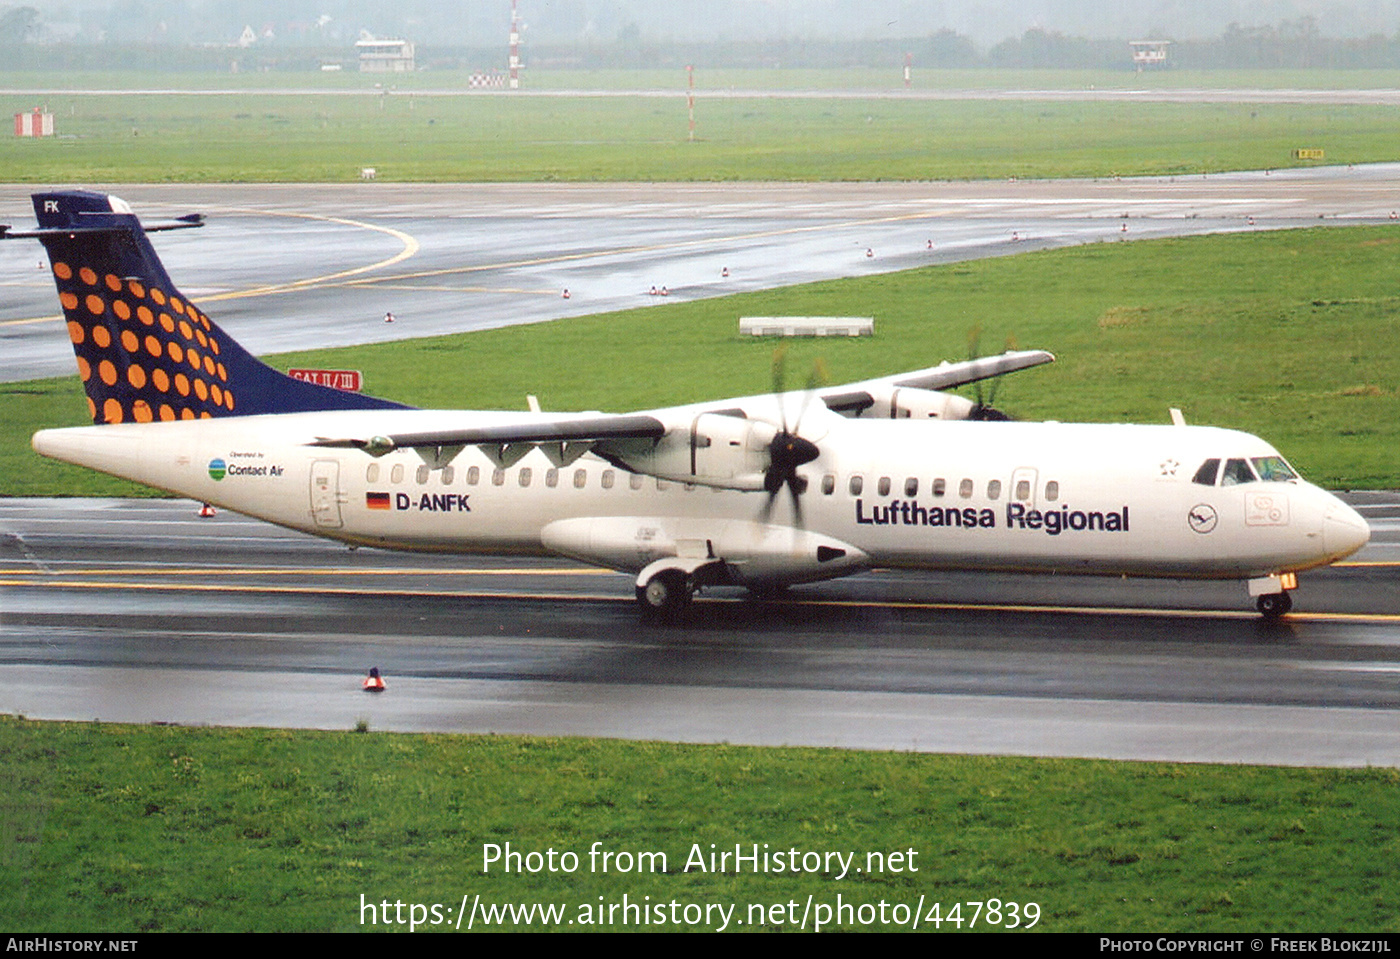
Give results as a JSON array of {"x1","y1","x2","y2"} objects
[
  {"x1": 2, "y1": 91, "x2": 1397, "y2": 182},
  {"x1": 2, "y1": 715, "x2": 1397, "y2": 932}
]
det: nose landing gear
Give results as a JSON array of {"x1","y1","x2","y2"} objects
[
  {"x1": 1255, "y1": 591, "x2": 1294, "y2": 618},
  {"x1": 1250, "y1": 572, "x2": 1298, "y2": 619}
]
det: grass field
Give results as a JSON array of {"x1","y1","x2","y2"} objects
[
  {"x1": 1, "y1": 87, "x2": 1398, "y2": 182},
  {"x1": 3, "y1": 716, "x2": 1398, "y2": 932},
  {"x1": 4, "y1": 224, "x2": 1396, "y2": 496}
]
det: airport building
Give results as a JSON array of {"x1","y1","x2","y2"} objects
[{"x1": 357, "y1": 38, "x2": 415, "y2": 73}]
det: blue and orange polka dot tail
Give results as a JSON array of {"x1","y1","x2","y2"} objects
[{"x1": 29, "y1": 191, "x2": 407, "y2": 424}]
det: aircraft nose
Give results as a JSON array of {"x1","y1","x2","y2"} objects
[{"x1": 1323, "y1": 499, "x2": 1370, "y2": 560}]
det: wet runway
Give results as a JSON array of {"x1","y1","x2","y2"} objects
[
  {"x1": 1, "y1": 496, "x2": 1397, "y2": 766},
  {"x1": 6, "y1": 166, "x2": 1400, "y2": 381}
]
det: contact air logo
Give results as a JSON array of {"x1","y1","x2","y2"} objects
[{"x1": 208, "y1": 458, "x2": 227, "y2": 481}]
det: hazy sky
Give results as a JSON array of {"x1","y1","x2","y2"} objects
[{"x1": 16, "y1": 0, "x2": 1400, "y2": 47}]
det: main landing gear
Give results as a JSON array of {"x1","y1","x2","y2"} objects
[
  {"x1": 636, "y1": 568, "x2": 693, "y2": 620},
  {"x1": 1255, "y1": 591, "x2": 1293, "y2": 618}
]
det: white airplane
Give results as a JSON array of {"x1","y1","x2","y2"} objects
[{"x1": 5, "y1": 191, "x2": 1371, "y2": 618}]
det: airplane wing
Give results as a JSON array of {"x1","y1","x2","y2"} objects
[
  {"x1": 313, "y1": 413, "x2": 665, "y2": 452},
  {"x1": 819, "y1": 349, "x2": 1054, "y2": 415},
  {"x1": 309, "y1": 351, "x2": 1055, "y2": 466},
  {"x1": 310, "y1": 411, "x2": 666, "y2": 467}
]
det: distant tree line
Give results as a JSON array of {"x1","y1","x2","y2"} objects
[{"x1": 7, "y1": 5, "x2": 1400, "y2": 73}]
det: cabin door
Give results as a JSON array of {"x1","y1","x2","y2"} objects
[{"x1": 310, "y1": 459, "x2": 344, "y2": 529}]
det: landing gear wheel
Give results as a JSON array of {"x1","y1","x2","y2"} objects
[
  {"x1": 1256, "y1": 591, "x2": 1293, "y2": 618},
  {"x1": 637, "y1": 569, "x2": 692, "y2": 620}
]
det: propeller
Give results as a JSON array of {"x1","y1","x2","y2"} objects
[
  {"x1": 967, "y1": 327, "x2": 1017, "y2": 421},
  {"x1": 759, "y1": 347, "x2": 825, "y2": 525}
]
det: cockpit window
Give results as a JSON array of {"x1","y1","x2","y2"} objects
[
  {"x1": 1251, "y1": 456, "x2": 1298, "y2": 482},
  {"x1": 1220, "y1": 458, "x2": 1257, "y2": 487},
  {"x1": 1192, "y1": 458, "x2": 1220, "y2": 486}
]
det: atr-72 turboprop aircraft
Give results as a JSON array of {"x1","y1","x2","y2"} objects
[{"x1": 4, "y1": 191, "x2": 1371, "y2": 618}]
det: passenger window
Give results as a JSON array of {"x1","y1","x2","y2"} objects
[
  {"x1": 849, "y1": 475, "x2": 864, "y2": 496},
  {"x1": 1192, "y1": 458, "x2": 1220, "y2": 486},
  {"x1": 822, "y1": 474, "x2": 835, "y2": 495},
  {"x1": 987, "y1": 479, "x2": 1002, "y2": 500},
  {"x1": 573, "y1": 469, "x2": 587, "y2": 489},
  {"x1": 391, "y1": 464, "x2": 404, "y2": 484},
  {"x1": 932, "y1": 478, "x2": 946, "y2": 498},
  {"x1": 1045, "y1": 480, "x2": 1059, "y2": 501},
  {"x1": 959, "y1": 478, "x2": 974, "y2": 499},
  {"x1": 518, "y1": 467, "x2": 532, "y2": 487},
  {"x1": 1221, "y1": 458, "x2": 1256, "y2": 487},
  {"x1": 904, "y1": 477, "x2": 918, "y2": 497},
  {"x1": 546, "y1": 468, "x2": 559, "y2": 488},
  {"x1": 492, "y1": 468, "x2": 505, "y2": 486},
  {"x1": 441, "y1": 466, "x2": 454, "y2": 485},
  {"x1": 1015, "y1": 479, "x2": 1030, "y2": 500},
  {"x1": 630, "y1": 473, "x2": 644, "y2": 490},
  {"x1": 602, "y1": 470, "x2": 615, "y2": 489},
  {"x1": 416, "y1": 465, "x2": 430, "y2": 484},
  {"x1": 877, "y1": 477, "x2": 891, "y2": 496},
  {"x1": 366, "y1": 463, "x2": 379, "y2": 483},
  {"x1": 467, "y1": 465, "x2": 479, "y2": 485}
]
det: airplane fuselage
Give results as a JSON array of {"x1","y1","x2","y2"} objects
[{"x1": 33, "y1": 409, "x2": 1368, "y2": 590}]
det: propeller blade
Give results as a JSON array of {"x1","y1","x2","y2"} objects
[
  {"x1": 964, "y1": 326, "x2": 1020, "y2": 421},
  {"x1": 758, "y1": 348, "x2": 825, "y2": 527}
]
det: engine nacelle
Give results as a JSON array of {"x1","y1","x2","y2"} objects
[
  {"x1": 607, "y1": 413, "x2": 776, "y2": 491},
  {"x1": 541, "y1": 515, "x2": 869, "y2": 586},
  {"x1": 850, "y1": 385, "x2": 976, "y2": 420}
]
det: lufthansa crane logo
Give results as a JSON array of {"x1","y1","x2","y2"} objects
[{"x1": 1187, "y1": 503, "x2": 1218, "y2": 534}]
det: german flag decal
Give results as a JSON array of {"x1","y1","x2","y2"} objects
[{"x1": 366, "y1": 492, "x2": 391, "y2": 510}]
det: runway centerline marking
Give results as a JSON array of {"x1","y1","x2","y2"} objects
[
  {"x1": 4, "y1": 574, "x2": 1398, "y2": 624},
  {"x1": 336, "y1": 208, "x2": 1005, "y2": 289}
]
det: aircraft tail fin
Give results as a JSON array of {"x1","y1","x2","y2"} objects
[{"x1": 17, "y1": 190, "x2": 407, "y2": 424}]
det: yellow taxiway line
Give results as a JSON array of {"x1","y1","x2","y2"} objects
[
  {"x1": 0, "y1": 207, "x2": 420, "y2": 327},
  {"x1": 4, "y1": 571, "x2": 1399, "y2": 624}
]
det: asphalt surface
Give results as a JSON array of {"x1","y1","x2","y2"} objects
[
  {"x1": 6, "y1": 166, "x2": 1400, "y2": 381},
  {"x1": 1, "y1": 495, "x2": 1396, "y2": 766}
]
